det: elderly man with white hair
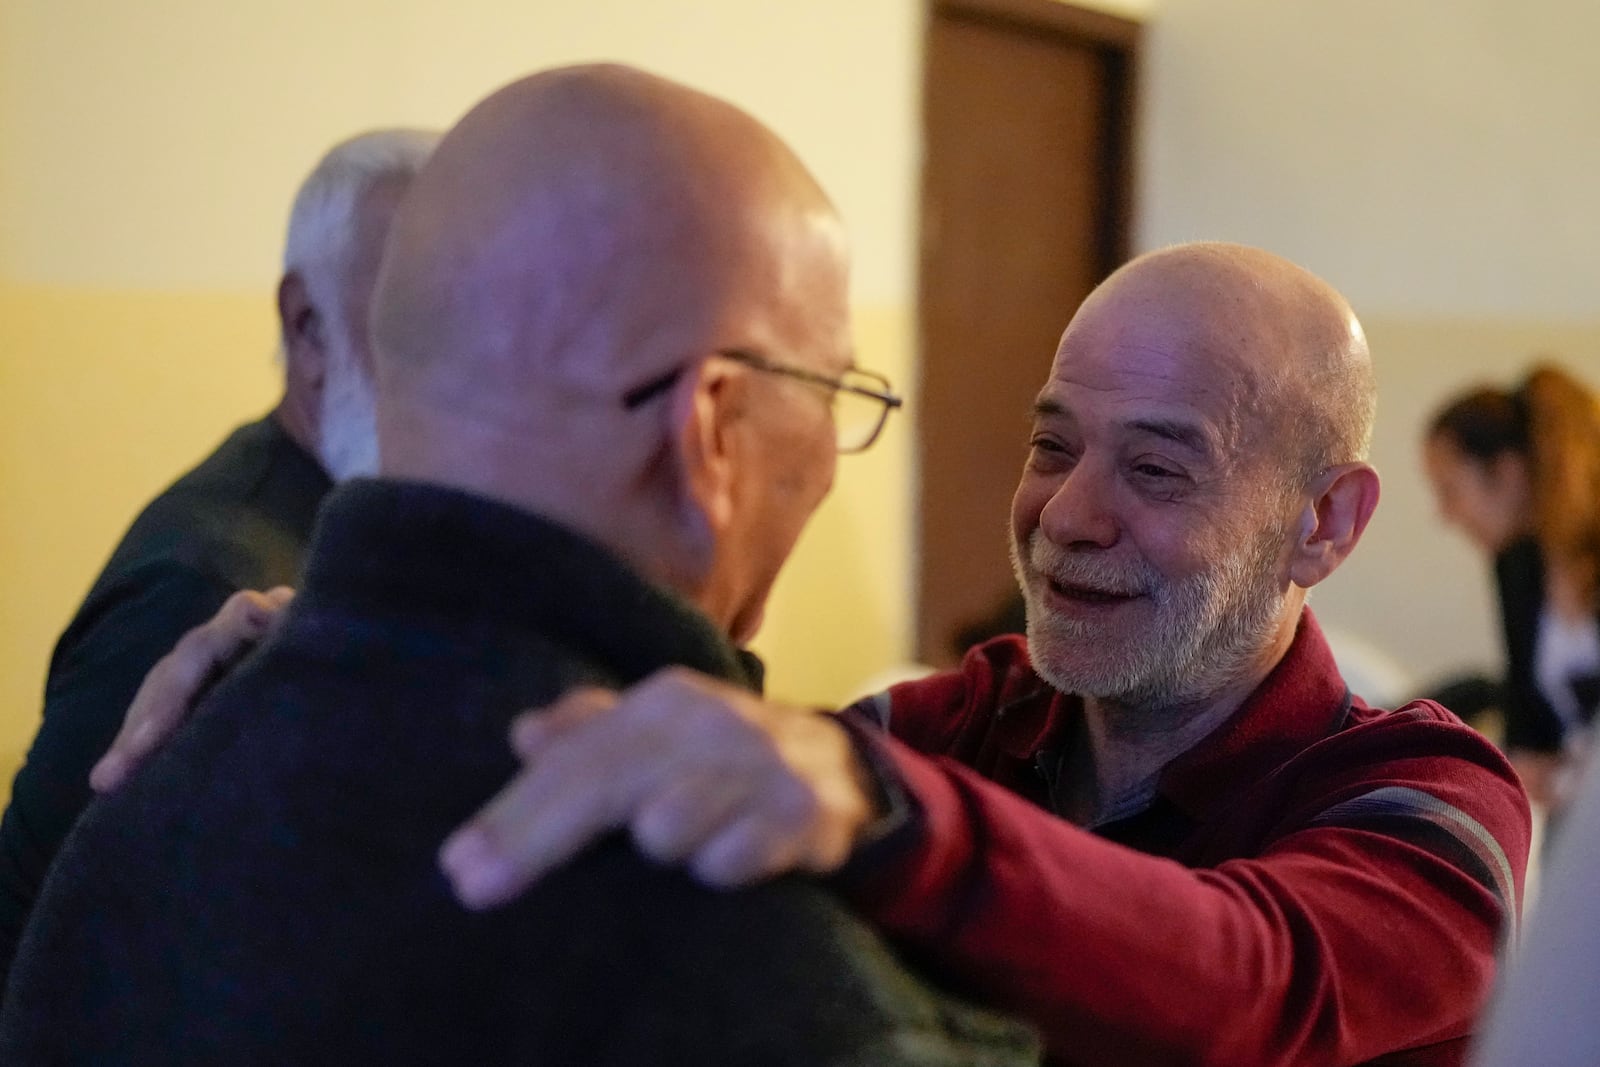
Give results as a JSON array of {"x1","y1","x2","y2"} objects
[{"x1": 0, "y1": 126, "x2": 437, "y2": 993}]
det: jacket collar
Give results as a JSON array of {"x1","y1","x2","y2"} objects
[
  {"x1": 1006, "y1": 609, "x2": 1352, "y2": 823},
  {"x1": 296, "y1": 478, "x2": 763, "y2": 693}
]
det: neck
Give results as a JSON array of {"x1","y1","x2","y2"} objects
[
  {"x1": 1064, "y1": 694, "x2": 1237, "y2": 826},
  {"x1": 1067, "y1": 604, "x2": 1302, "y2": 825},
  {"x1": 377, "y1": 398, "x2": 715, "y2": 616},
  {"x1": 380, "y1": 404, "x2": 602, "y2": 527}
]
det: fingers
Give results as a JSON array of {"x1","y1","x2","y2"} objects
[
  {"x1": 508, "y1": 687, "x2": 613, "y2": 759},
  {"x1": 687, "y1": 759, "x2": 863, "y2": 887},
  {"x1": 442, "y1": 688, "x2": 630, "y2": 909},
  {"x1": 90, "y1": 587, "x2": 295, "y2": 792},
  {"x1": 690, "y1": 810, "x2": 808, "y2": 888},
  {"x1": 440, "y1": 669, "x2": 881, "y2": 908},
  {"x1": 632, "y1": 772, "x2": 754, "y2": 866}
]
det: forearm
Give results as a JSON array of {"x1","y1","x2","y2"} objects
[{"x1": 841, "y1": 734, "x2": 1517, "y2": 1067}]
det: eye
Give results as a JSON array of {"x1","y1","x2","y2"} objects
[
  {"x1": 1029, "y1": 434, "x2": 1065, "y2": 453},
  {"x1": 1128, "y1": 456, "x2": 1192, "y2": 498},
  {"x1": 1026, "y1": 434, "x2": 1077, "y2": 471}
]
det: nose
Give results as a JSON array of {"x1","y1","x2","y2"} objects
[{"x1": 1037, "y1": 460, "x2": 1119, "y2": 550}]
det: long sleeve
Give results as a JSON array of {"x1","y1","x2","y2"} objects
[{"x1": 836, "y1": 629, "x2": 1530, "y2": 1067}]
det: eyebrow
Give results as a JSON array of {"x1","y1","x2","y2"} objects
[
  {"x1": 1127, "y1": 418, "x2": 1213, "y2": 457},
  {"x1": 1030, "y1": 400, "x2": 1215, "y2": 458}
]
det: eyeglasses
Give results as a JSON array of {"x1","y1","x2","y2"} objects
[{"x1": 622, "y1": 347, "x2": 903, "y2": 454}]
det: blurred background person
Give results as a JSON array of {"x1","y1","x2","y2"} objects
[
  {"x1": 1423, "y1": 362, "x2": 1600, "y2": 824},
  {"x1": 0, "y1": 127, "x2": 438, "y2": 996}
]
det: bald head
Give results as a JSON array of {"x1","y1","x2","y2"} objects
[
  {"x1": 372, "y1": 63, "x2": 847, "y2": 415},
  {"x1": 363, "y1": 65, "x2": 854, "y2": 635},
  {"x1": 1072, "y1": 242, "x2": 1374, "y2": 487},
  {"x1": 1014, "y1": 242, "x2": 1380, "y2": 716}
]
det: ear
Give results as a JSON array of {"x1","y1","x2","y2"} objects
[
  {"x1": 1286, "y1": 462, "x2": 1381, "y2": 589},
  {"x1": 277, "y1": 272, "x2": 327, "y2": 393},
  {"x1": 666, "y1": 358, "x2": 739, "y2": 541}
]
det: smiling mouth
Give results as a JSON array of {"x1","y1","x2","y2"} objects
[{"x1": 1047, "y1": 577, "x2": 1143, "y2": 604}]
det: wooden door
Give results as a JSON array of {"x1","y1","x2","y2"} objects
[{"x1": 916, "y1": 0, "x2": 1139, "y2": 664}]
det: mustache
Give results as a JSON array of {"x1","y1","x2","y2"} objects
[{"x1": 1024, "y1": 532, "x2": 1159, "y2": 598}]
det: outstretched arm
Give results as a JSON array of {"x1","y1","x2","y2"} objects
[{"x1": 441, "y1": 664, "x2": 1528, "y2": 1066}]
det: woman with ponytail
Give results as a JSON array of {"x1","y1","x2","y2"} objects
[{"x1": 1424, "y1": 362, "x2": 1600, "y2": 816}]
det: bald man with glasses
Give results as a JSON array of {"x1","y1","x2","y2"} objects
[{"x1": 0, "y1": 65, "x2": 1035, "y2": 1066}]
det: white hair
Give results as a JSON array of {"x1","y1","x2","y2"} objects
[
  {"x1": 317, "y1": 343, "x2": 381, "y2": 480},
  {"x1": 281, "y1": 129, "x2": 438, "y2": 479},
  {"x1": 281, "y1": 128, "x2": 439, "y2": 320}
]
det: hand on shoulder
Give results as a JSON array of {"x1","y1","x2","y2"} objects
[{"x1": 440, "y1": 667, "x2": 884, "y2": 907}]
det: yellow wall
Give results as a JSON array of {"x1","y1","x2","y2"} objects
[
  {"x1": 0, "y1": 285, "x2": 283, "y2": 773},
  {"x1": 0, "y1": 0, "x2": 930, "y2": 792},
  {"x1": 0, "y1": 286, "x2": 912, "y2": 780}
]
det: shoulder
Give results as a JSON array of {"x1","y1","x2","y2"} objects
[
  {"x1": 1315, "y1": 696, "x2": 1521, "y2": 796},
  {"x1": 99, "y1": 424, "x2": 268, "y2": 567},
  {"x1": 49, "y1": 560, "x2": 236, "y2": 684},
  {"x1": 1338, "y1": 696, "x2": 1506, "y2": 761},
  {"x1": 124, "y1": 420, "x2": 289, "y2": 530},
  {"x1": 1289, "y1": 697, "x2": 1530, "y2": 920},
  {"x1": 101, "y1": 421, "x2": 324, "y2": 594}
]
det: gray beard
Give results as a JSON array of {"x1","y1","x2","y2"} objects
[
  {"x1": 317, "y1": 348, "x2": 380, "y2": 482},
  {"x1": 1011, "y1": 524, "x2": 1288, "y2": 714}
]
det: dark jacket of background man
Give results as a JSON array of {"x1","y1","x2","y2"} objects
[{"x1": 0, "y1": 416, "x2": 328, "y2": 990}]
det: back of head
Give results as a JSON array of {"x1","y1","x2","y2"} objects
[
  {"x1": 372, "y1": 64, "x2": 843, "y2": 420},
  {"x1": 366, "y1": 63, "x2": 851, "y2": 586},
  {"x1": 1428, "y1": 386, "x2": 1527, "y2": 463},
  {"x1": 1082, "y1": 242, "x2": 1375, "y2": 490}
]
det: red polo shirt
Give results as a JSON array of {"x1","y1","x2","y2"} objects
[{"x1": 840, "y1": 610, "x2": 1529, "y2": 1067}]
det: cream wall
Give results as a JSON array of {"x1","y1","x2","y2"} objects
[
  {"x1": 9, "y1": 0, "x2": 1587, "y2": 795},
  {"x1": 0, "y1": 0, "x2": 930, "y2": 788},
  {"x1": 1139, "y1": 0, "x2": 1600, "y2": 695}
]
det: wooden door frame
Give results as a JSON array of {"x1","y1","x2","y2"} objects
[
  {"x1": 915, "y1": 0, "x2": 1142, "y2": 664},
  {"x1": 926, "y1": 0, "x2": 1141, "y2": 282}
]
